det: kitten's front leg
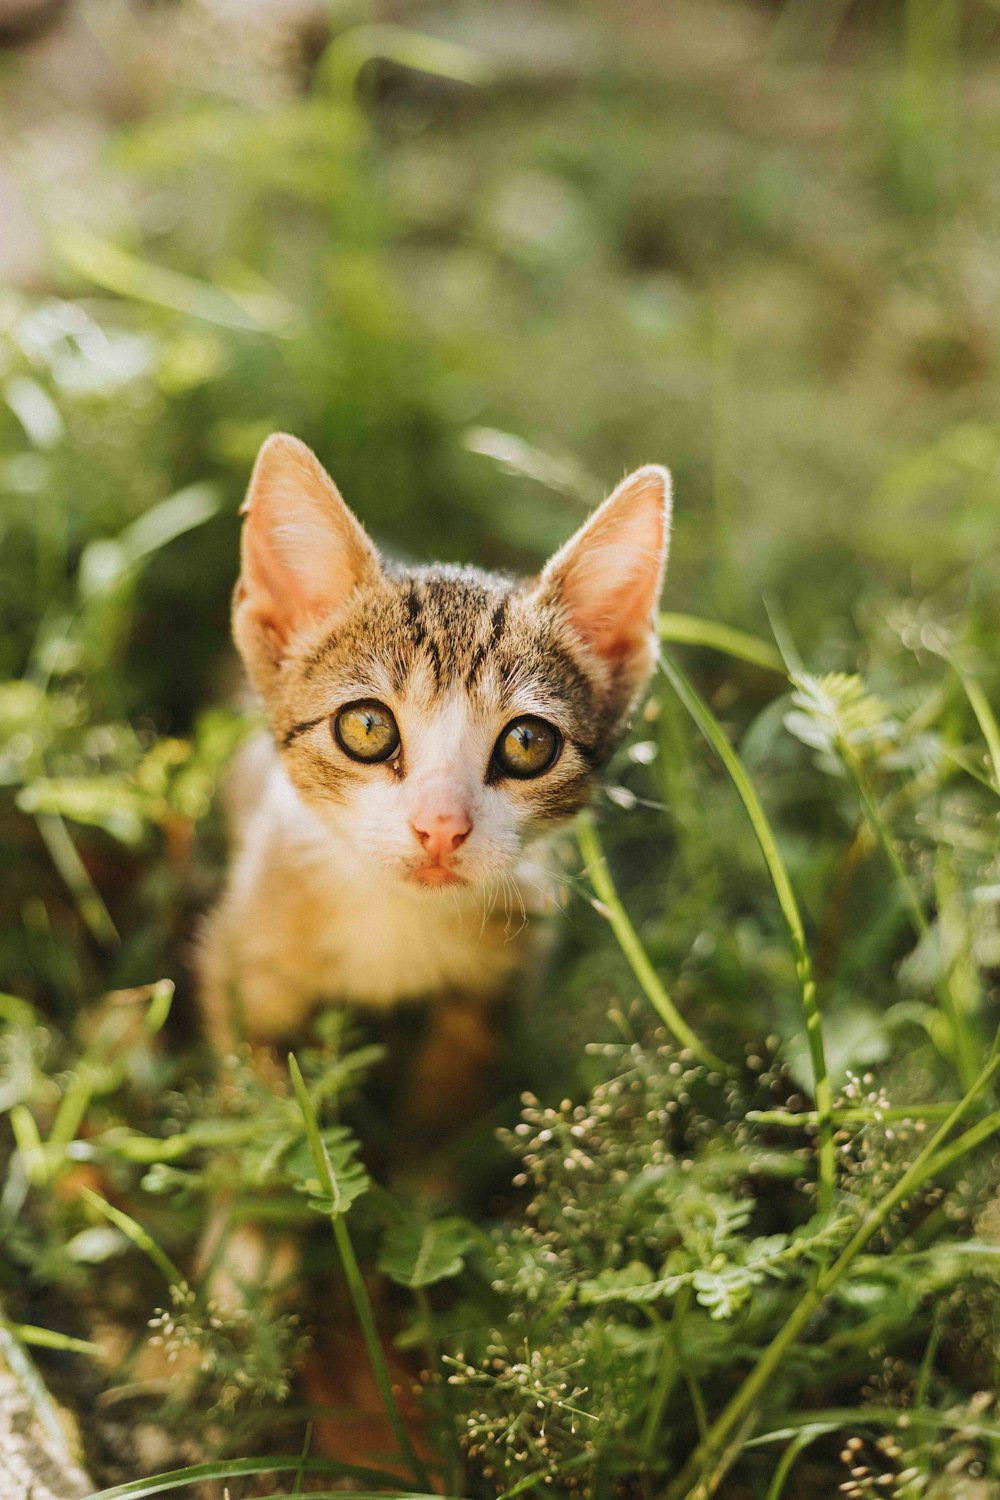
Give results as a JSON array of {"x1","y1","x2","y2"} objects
[
  {"x1": 193, "y1": 891, "x2": 321, "y2": 1336},
  {"x1": 196, "y1": 885, "x2": 321, "y2": 1057},
  {"x1": 397, "y1": 995, "x2": 503, "y2": 1140}
]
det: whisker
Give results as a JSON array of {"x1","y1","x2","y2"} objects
[
  {"x1": 506, "y1": 874, "x2": 528, "y2": 940},
  {"x1": 498, "y1": 872, "x2": 510, "y2": 937},
  {"x1": 480, "y1": 875, "x2": 498, "y2": 935},
  {"x1": 500, "y1": 870, "x2": 528, "y2": 940}
]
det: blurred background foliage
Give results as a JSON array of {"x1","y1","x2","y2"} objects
[
  {"x1": 1, "y1": 0, "x2": 999, "y2": 1494},
  {"x1": 2, "y1": 0, "x2": 998, "y2": 1016}
]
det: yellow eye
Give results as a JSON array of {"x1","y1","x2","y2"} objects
[
  {"x1": 493, "y1": 716, "x2": 561, "y2": 779},
  {"x1": 334, "y1": 701, "x2": 400, "y2": 764}
]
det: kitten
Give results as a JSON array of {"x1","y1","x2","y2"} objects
[
  {"x1": 197, "y1": 434, "x2": 671, "y2": 1073},
  {"x1": 175, "y1": 433, "x2": 673, "y2": 1447}
]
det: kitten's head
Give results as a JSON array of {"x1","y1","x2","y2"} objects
[{"x1": 233, "y1": 434, "x2": 670, "y2": 893}]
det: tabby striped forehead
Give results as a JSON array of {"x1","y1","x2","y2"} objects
[{"x1": 278, "y1": 564, "x2": 620, "y2": 768}]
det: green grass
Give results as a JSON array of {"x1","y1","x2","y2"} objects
[{"x1": 1, "y1": 1, "x2": 999, "y2": 1496}]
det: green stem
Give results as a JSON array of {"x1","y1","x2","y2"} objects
[
  {"x1": 934, "y1": 851, "x2": 980, "y2": 1091},
  {"x1": 659, "y1": 651, "x2": 835, "y2": 1216},
  {"x1": 850, "y1": 760, "x2": 929, "y2": 938},
  {"x1": 954, "y1": 666, "x2": 1000, "y2": 792},
  {"x1": 911, "y1": 1300, "x2": 944, "y2": 1491},
  {"x1": 674, "y1": 1290, "x2": 709, "y2": 1445},
  {"x1": 641, "y1": 1289, "x2": 699, "y2": 1458},
  {"x1": 918, "y1": 1102, "x2": 1000, "y2": 1178},
  {"x1": 334, "y1": 1215, "x2": 429, "y2": 1483},
  {"x1": 746, "y1": 1102, "x2": 964, "y2": 1126},
  {"x1": 575, "y1": 811, "x2": 728, "y2": 1073},
  {"x1": 414, "y1": 1285, "x2": 460, "y2": 1497},
  {"x1": 47, "y1": 1065, "x2": 99, "y2": 1151},
  {"x1": 850, "y1": 755, "x2": 979, "y2": 1089},
  {"x1": 665, "y1": 1041, "x2": 1000, "y2": 1500},
  {"x1": 762, "y1": 1428, "x2": 827, "y2": 1500},
  {"x1": 292, "y1": 1420, "x2": 312, "y2": 1495},
  {"x1": 640, "y1": 1313, "x2": 680, "y2": 1457},
  {"x1": 289, "y1": 1057, "x2": 430, "y2": 1492}
]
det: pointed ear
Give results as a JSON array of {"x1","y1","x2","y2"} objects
[
  {"x1": 233, "y1": 433, "x2": 381, "y2": 680},
  {"x1": 535, "y1": 465, "x2": 671, "y2": 681}
]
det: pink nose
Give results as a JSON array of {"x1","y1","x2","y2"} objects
[{"x1": 410, "y1": 811, "x2": 472, "y2": 860}]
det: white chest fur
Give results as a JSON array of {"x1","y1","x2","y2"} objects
[{"x1": 301, "y1": 871, "x2": 526, "y2": 1007}]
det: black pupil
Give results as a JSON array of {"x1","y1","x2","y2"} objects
[{"x1": 514, "y1": 724, "x2": 536, "y2": 752}]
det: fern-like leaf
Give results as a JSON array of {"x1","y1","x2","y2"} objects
[
  {"x1": 784, "y1": 671, "x2": 897, "y2": 771},
  {"x1": 378, "y1": 1214, "x2": 477, "y2": 1288},
  {"x1": 295, "y1": 1125, "x2": 368, "y2": 1219}
]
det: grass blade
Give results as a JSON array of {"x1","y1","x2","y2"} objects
[
  {"x1": 53, "y1": 226, "x2": 286, "y2": 332},
  {"x1": 748, "y1": 1403, "x2": 1000, "y2": 1447},
  {"x1": 0, "y1": 1319, "x2": 78, "y2": 1456},
  {"x1": 242, "y1": 1494, "x2": 448, "y2": 1500},
  {"x1": 35, "y1": 812, "x2": 119, "y2": 949},
  {"x1": 658, "y1": 613, "x2": 784, "y2": 673},
  {"x1": 954, "y1": 665, "x2": 1000, "y2": 792},
  {"x1": 575, "y1": 810, "x2": 728, "y2": 1074},
  {"x1": 321, "y1": 22, "x2": 490, "y2": 93},
  {"x1": 78, "y1": 1187, "x2": 185, "y2": 1287},
  {"x1": 658, "y1": 651, "x2": 835, "y2": 1214},
  {"x1": 2, "y1": 1320, "x2": 102, "y2": 1357},
  {"x1": 84, "y1": 1453, "x2": 448, "y2": 1500},
  {"x1": 762, "y1": 1426, "x2": 828, "y2": 1500}
]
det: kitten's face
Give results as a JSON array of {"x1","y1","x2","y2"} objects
[{"x1": 232, "y1": 436, "x2": 671, "y2": 894}]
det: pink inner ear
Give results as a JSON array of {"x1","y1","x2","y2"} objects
[
  {"x1": 240, "y1": 434, "x2": 379, "y2": 647},
  {"x1": 548, "y1": 466, "x2": 671, "y2": 666}
]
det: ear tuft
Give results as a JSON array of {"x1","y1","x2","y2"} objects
[
  {"x1": 234, "y1": 433, "x2": 381, "y2": 683},
  {"x1": 536, "y1": 464, "x2": 671, "y2": 681}
]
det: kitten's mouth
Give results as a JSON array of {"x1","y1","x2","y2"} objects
[{"x1": 409, "y1": 861, "x2": 466, "y2": 888}]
